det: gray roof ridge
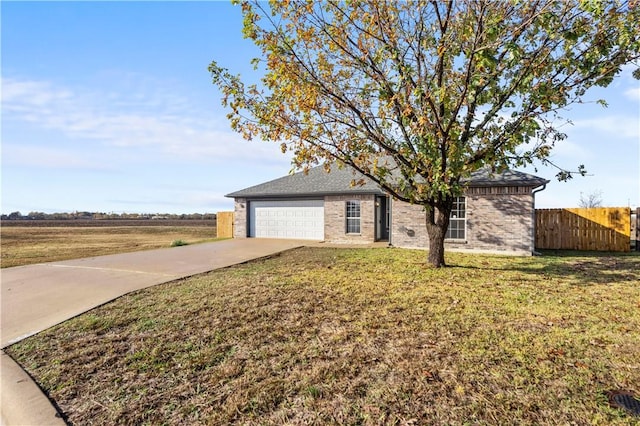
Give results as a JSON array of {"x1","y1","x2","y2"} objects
[{"x1": 226, "y1": 160, "x2": 548, "y2": 198}]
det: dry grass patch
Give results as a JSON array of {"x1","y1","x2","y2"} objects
[
  {"x1": 1, "y1": 226, "x2": 220, "y2": 268},
  {"x1": 6, "y1": 248, "x2": 640, "y2": 425}
]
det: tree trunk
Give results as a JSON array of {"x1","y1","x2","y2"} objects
[{"x1": 424, "y1": 202, "x2": 452, "y2": 268}]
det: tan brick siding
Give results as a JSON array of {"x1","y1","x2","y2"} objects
[
  {"x1": 233, "y1": 187, "x2": 535, "y2": 254},
  {"x1": 465, "y1": 193, "x2": 534, "y2": 254},
  {"x1": 390, "y1": 189, "x2": 535, "y2": 254},
  {"x1": 324, "y1": 194, "x2": 375, "y2": 243},
  {"x1": 389, "y1": 199, "x2": 428, "y2": 248}
]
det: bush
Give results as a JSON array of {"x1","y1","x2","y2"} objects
[{"x1": 170, "y1": 240, "x2": 189, "y2": 247}]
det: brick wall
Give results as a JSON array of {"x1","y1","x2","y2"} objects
[
  {"x1": 389, "y1": 199, "x2": 428, "y2": 248},
  {"x1": 390, "y1": 188, "x2": 535, "y2": 254},
  {"x1": 324, "y1": 194, "x2": 376, "y2": 243},
  {"x1": 233, "y1": 198, "x2": 247, "y2": 238},
  {"x1": 466, "y1": 192, "x2": 534, "y2": 254},
  {"x1": 232, "y1": 188, "x2": 536, "y2": 253}
]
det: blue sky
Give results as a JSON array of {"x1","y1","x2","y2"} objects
[{"x1": 2, "y1": 1, "x2": 639, "y2": 214}]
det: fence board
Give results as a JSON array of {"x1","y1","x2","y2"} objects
[
  {"x1": 216, "y1": 211, "x2": 234, "y2": 239},
  {"x1": 633, "y1": 208, "x2": 639, "y2": 251},
  {"x1": 535, "y1": 207, "x2": 630, "y2": 252}
]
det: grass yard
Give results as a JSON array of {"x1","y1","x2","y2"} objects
[
  {"x1": 6, "y1": 247, "x2": 640, "y2": 425},
  {"x1": 0, "y1": 226, "x2": 220, "y2": 268}
]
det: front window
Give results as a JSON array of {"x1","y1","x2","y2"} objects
[
  {"x1": 446, "y1": 197, "x2": 466, "y2": 240},
  {"x1": 346, "y1": 200, "x2": 361, "y2": 233}
]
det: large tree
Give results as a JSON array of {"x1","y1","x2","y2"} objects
[{"x1": 210, "y1": 0, "x2": 639, "y2": 267}]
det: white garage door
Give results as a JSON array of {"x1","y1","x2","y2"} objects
[{"x1": 249, "y1": 200, "x2": 324, "y2": 240}]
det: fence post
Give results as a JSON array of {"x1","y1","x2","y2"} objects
[{"x1": 634, "y1": 207, "x2": 640, "y2": 251}]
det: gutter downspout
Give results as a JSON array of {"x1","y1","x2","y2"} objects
[{"x1": 531, "y1": 184, "x2": 547, "y2": 255}]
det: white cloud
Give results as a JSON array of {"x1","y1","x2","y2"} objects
[
  {"x1": 570, "y1": 115, "x2": 640, "y2": 140},
  {"x1": 2, "y1": 79, "x2": 73, "y2": 107},
  {"x1": 547, "y1": 138, "x2": 593, "y2": 161},
  {"x1": 1, "y1": 145, "x2": 113, "y2": 171},
  {"x1": 624, "y1": 86, "x2": 640, "y2": 102},
  {"x1": 1, "y1": 75, "x2": 291, "y2": 166},
  {"x1": 105, "y1": 190, "x2": 235, "y2": 213}
]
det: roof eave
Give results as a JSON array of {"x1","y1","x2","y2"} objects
[
  {"x1": 226, "y1": 189, "x2": 386, "y2": 199},
  {"x1": 467, "y1": 179, "x2": 550, "y2": 188}
]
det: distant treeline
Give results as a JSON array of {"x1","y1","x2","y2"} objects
[
  {"x1": 2, "y1": 219, "x2": 217, "y2": 228},
  {"x1": 1, "y1": 211, "x2": 217, "y2": 221}
]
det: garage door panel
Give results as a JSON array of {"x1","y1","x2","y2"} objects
[{"x1": 249, "y1": 200, "x2": 324, "y2": 240}]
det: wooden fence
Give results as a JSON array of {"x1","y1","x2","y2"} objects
[
  {"x1": 633, "y1": 208, "x2": 639, "y2": 251},
  {"x1": 535, "y1": 207, "x2": 631, "y2": 252},
  {"x1": 216, "y1": 211, "x2": 234, "y2": 239}
]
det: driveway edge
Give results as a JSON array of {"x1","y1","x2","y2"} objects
[
  {"x1": 1, "y1": 240, "x2": 309, "y2": 425},
  {"x1": 1, "y1": 351, "x2": 66, "y2": 426}
]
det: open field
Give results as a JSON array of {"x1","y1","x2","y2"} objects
[
  {"x1": 1, "y1": 219, "x2": 216, "y2": 227},
  {"x1": 1, "y1": 225, "x2": 219, "y2": 268},
  {"x1": 6, "y1": 247, "x2": 640, "y2": 425}
]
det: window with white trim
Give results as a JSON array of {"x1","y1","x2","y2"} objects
[
  {"x1": 446, "y1": 197, "x2": 466, "y2": 240},
  {"x1": 345, "y1": 200, "x2": 361, "y2": 233}
]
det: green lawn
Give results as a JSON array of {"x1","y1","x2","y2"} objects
[{"x1": 6, "y1": 248, "x2": 640, "y2": 425}]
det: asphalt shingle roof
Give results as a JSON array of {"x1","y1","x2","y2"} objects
[
  {"x1": 226, "y1": 162, "x2": 548, "y2": 198},
  {"x1": 464, "y1": 168, "x2": 549, "y2": 188},
  {"x1": 226, "y1": 165, "x2": 385, "y2": 198}
]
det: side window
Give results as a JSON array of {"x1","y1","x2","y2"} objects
[
  {"x1": 446, "y1": 197, "x2": 466, "y2": 240},
  {"x1": 345, "y1": 200, "x2": 361, "y2": 234}
]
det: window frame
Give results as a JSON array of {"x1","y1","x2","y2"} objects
[
  {"x1": 345, "y1": 200, "x2": 361, "y2": 234},
  {"x1": 445, "y1": 196, "x2": 466, "y2": 240}
]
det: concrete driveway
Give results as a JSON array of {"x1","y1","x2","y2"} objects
[{"x1": 1, "y1": 238, "x2": 307, "y2": 425}]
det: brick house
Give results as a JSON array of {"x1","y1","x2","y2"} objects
[{"x1": 226, "y1": 163, "x2": 548, "y2": 255}]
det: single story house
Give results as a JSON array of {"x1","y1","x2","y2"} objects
[{"x1": 226, "y1": 163, "x2": 549, "y2": 254}]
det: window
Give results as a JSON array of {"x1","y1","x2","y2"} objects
[
  {"x1": 346, "y1": 200, "x2": 361, "y2": 233},
  {"x1": 446, "y1": 197, "x2": 466, "y2": 240}
]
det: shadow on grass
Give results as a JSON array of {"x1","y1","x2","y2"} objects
[
  {"x1": 536, "y1": 249, "x2": 640, "y2": 258},
  {"x1": 450, "y1": 250, "x2": 640, "y2": 286}
]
